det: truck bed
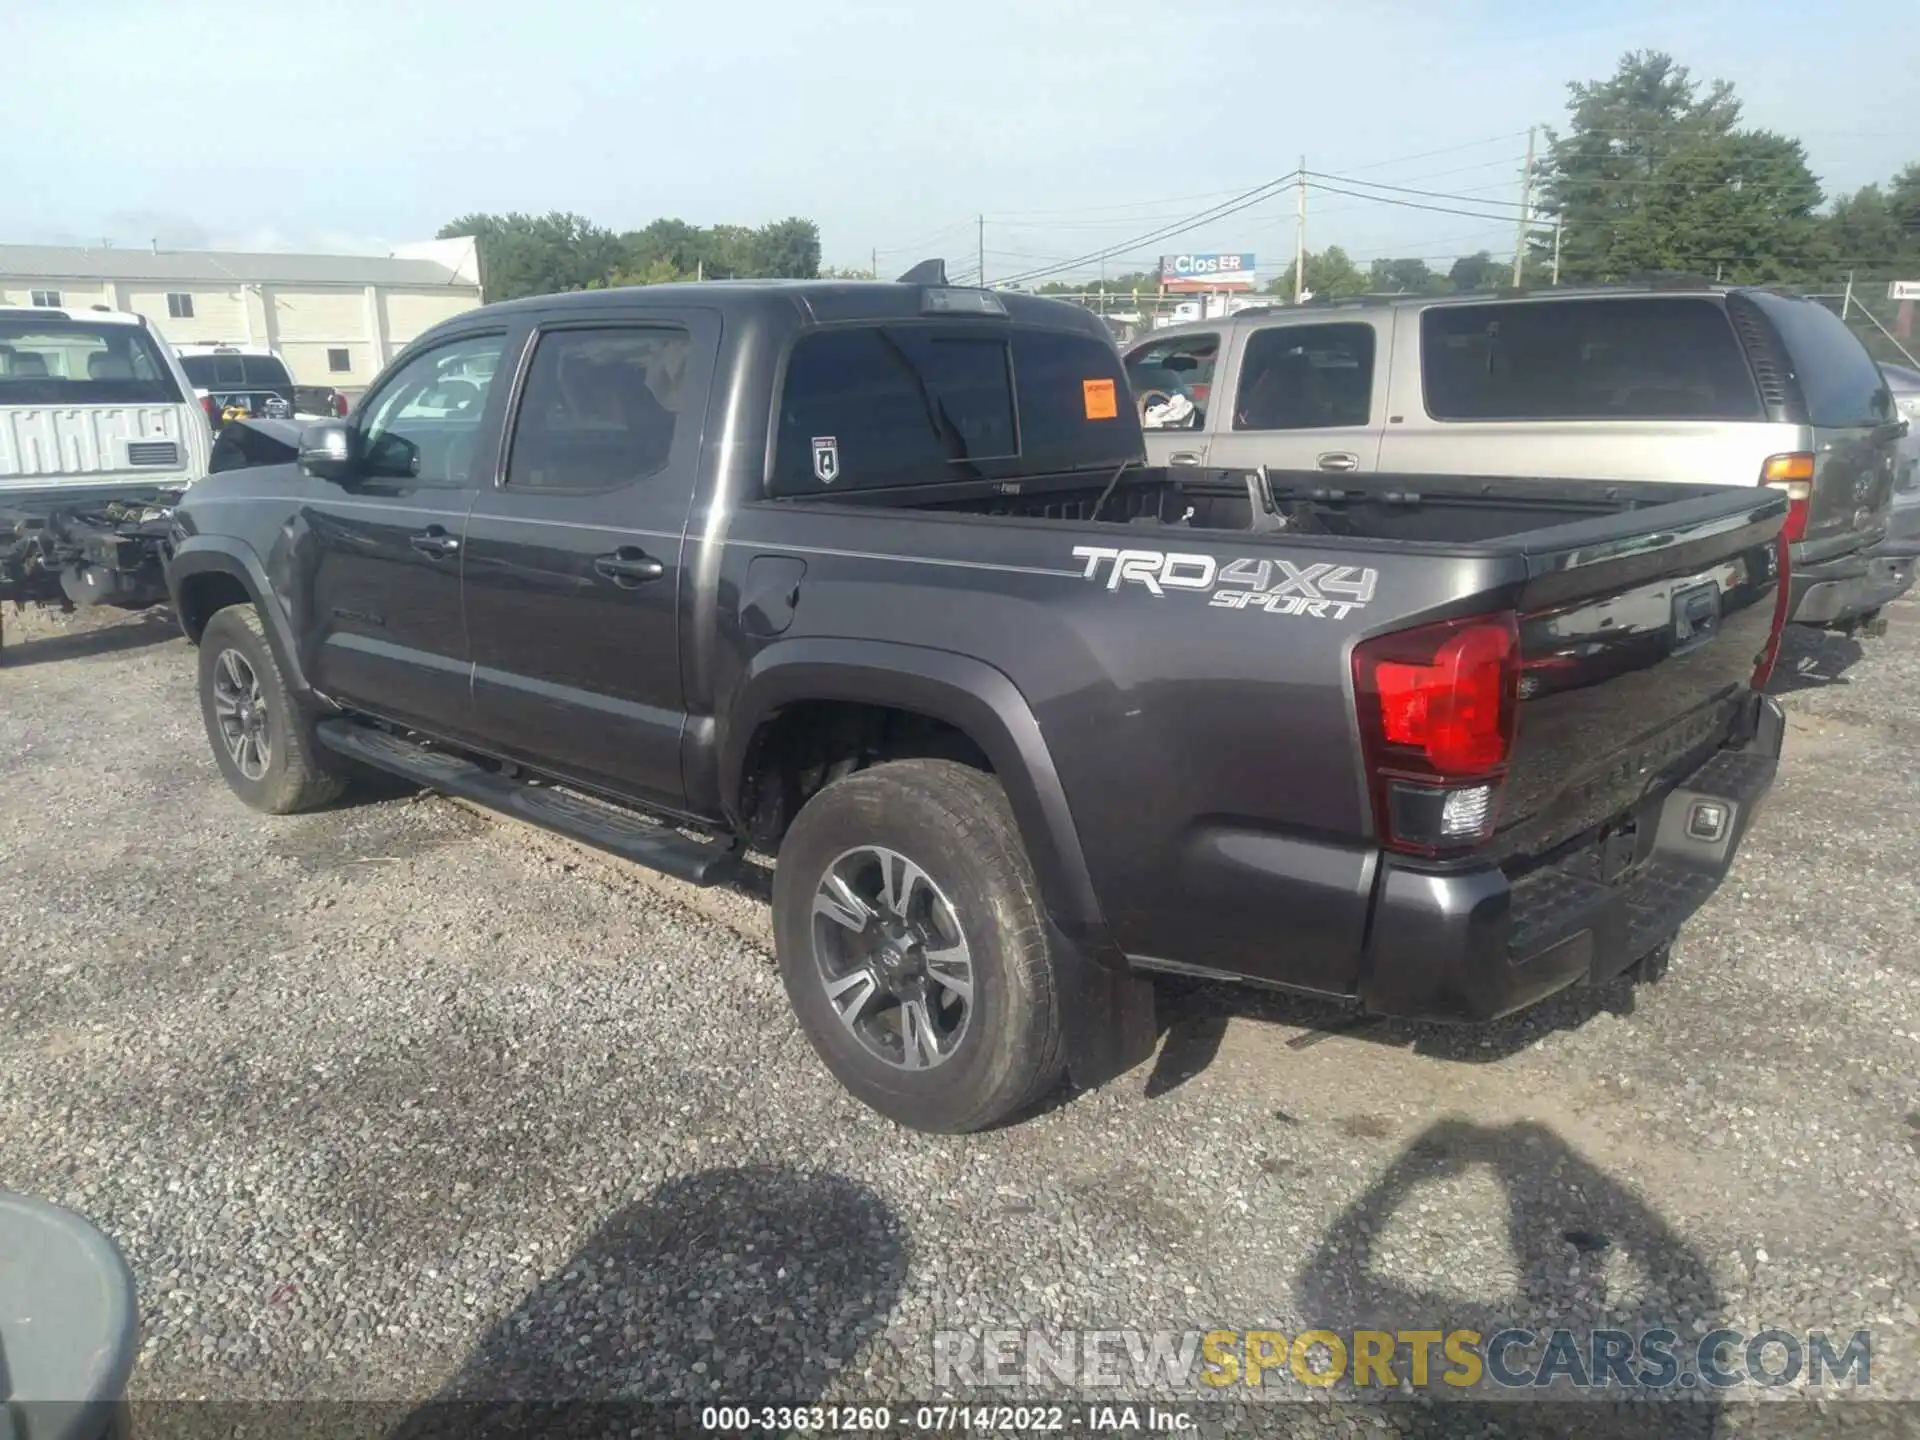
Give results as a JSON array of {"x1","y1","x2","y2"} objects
[{"x1": 737, "y1": 466, "x2": 1787, "y2": 1000}]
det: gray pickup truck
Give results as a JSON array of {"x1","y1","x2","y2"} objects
[{"x1": 164, "y1": 267, "x2": 1789, "y2": 1132}]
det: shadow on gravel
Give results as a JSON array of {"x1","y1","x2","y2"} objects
[
  {"x1": 0, "y1": 609, "x2": 178, "y2": 668},
  {"x1": 1298, "y1": 1117, "x2": 1725, "y2": 1438},
  {"x1": 1766, "y1": 626, "x2": 1867, "y2": 694},
  {"x1": 388, "y1": 1165, "x2": 907, "y2": 1437}
]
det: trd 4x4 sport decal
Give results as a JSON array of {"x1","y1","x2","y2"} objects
[{"x1": 1071, "y1": 545, "x2": 1379, "y2": 620}]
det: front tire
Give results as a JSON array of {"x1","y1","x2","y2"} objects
[
  {"x1": 197, "y1": 604, "x2": 350, "y2": 814},
  {"x1": 772, "y1": 760, "x2": 1065, "y2": 1133}
]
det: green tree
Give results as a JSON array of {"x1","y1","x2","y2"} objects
[
  {"x1": 1264, "y1": 246, "x2": 1369, "y2": 300},
  {"x1": 1532, "y1": 51, "x2": 1743, "y2": 282},
  {"x1": 439, "y1": 211, "x2": 623, "y2": 300},
  {"x1": 1824, "y1": 163, "x2": 1920, "y2": 280},
  {"x1": 1038, "y1": 271, "x2": 1159, "y2": 296},
  {"x1": 1447, "y1": 250, "x2": 1500, "y2": 291},
  {"x1": 749, "y1": 217, "x2": 824, "y2": 278},
  {"x1": 1609, "y1": 130, "x2": 1827, "y2": 281},
  {"x1": 593, "y1": 257, "x2": 689, "y2": 288},
  {"x1": 621, "y1": 218, "x2": 710, "y2": 276},
  {"x1": 1369, "y1": 257, "x2": 1441, "y2": 294}
]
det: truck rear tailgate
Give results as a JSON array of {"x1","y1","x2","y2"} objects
[{"x1": 1494, "y1": 489, "x2": 1788, "y2": 861}]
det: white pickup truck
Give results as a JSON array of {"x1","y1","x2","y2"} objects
[{"x1": 0, "y1": 304, "x2": 208, "y2": 647}]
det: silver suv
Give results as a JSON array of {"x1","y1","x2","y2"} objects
[{"x1": 1124, "y1": 286, "x2": 1911, "y2": 629}]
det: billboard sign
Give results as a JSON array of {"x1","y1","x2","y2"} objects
[
  {"x1": 1888, "y1": 281, "x2": 1920, "y2": 300},
  {"x1": 1160, "y1": 253, "x2": 1257, "y2": 292}
]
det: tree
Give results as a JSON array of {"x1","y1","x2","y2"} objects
[
  {"x1": 1037, "y1": 270, "x2": 1159, "y2": 296},
  {"x1": 439, "y1": 212, "x2": 623, "y2": 301},
  {"x1": 1609, "y1": 130, "x2": 1827, "y2": 281},
  {"x1": 1532, "y1": 51, "x2": 1743, "y2": 283},
  {"x1": 593, "y1": 257, "x2": 689, "y2": 288},
  {"x1": 1263, "y1": 247, "x2": 1370, "y2": 300},
  {"x1": 749, "y1": 217, "x2": 823, "y2": 279},
  {"x1": 1369, "y1": 257, "x2": 1441, "y2": 294},
  {"x1": 1824, "y1": 163, "x2": 1920, "y2": 280},
  {"x1": 1447, "y1": 251, "x2": 1500, "y2": 291},
  {"x1": 622, "y1": 218, "x2": 710, "y2": 277},
  {"x1": 617, "y1": 217, "x2": 821, "y2": 280}
]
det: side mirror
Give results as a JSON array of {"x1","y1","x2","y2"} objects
[{"x1": 298, "y1": 421, "x2": 357, "y2": 482}]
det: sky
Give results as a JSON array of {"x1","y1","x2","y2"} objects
[{"x1": 5, "y1": 0, "x2": 1913, "y2": 287}]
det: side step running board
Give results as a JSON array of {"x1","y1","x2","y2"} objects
[{"x1": 315, "y1": 720, "x2": 742, "y2": 887}]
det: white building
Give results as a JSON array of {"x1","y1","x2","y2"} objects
[{"x1": 0, "y1": 238, "x2": 483, "y2": 391}]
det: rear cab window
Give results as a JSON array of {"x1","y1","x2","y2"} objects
[
  {"x1": 1420, "y1": 297, "x2": 1762, "y2": 422},
  {"x1": 181, "y1": 353, "x2": 294, "y2": 389},
  {"x1": 0, "y1": 317, "x2": 182, "y2": 405},
  {"x1": 770, "y1": 323, "x2": 1137, "y2": 496},
  {"x1": 1747, "y1": 294, "x2": 1894, "y2": 429}
]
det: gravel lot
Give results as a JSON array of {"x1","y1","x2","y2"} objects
[{"x1": 2, "y1": 600, "x2": 1918, "y2": 1436}]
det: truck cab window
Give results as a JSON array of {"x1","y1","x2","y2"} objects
[
  {"x1": 356, "y1": 334, "x2": 507, "y2": 486},
  {"x1": 505, "y1": 327, "x2": 691, "y2": 491}
]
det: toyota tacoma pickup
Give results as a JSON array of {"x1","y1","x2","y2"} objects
[{"x1": 164, "y1": 267, "x2": 1791, "y2": 1132}]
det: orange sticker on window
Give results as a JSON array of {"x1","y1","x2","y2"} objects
[{"x1": 1082, "y1": 377, "x2": 1118, "y2": 420}]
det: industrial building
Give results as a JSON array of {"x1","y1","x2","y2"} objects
[{"x1": 0, "y1": 238, "x2": 483, "y2": 391}]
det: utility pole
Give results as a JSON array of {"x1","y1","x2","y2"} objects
[
  {"x1": 977, "y1": 215, "x2": 985, "y2": 288},
  {"x1": 1550, "y1": 215, "x2": 1563, "y2": 286},
  {"x1": 1512, "y1": 126, "x2": 1535, "y2": 287},
  {"x1": 1293, "y1": 156, "x2": 1306, "y2": 304},
  {"x1": 871, "y1": 246, "x2": 877, "y2": 280}
]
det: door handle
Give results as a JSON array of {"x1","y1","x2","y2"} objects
[
  {"x1": 1169, "y1": 451, "x2": 1204, "y2": 467},
  {"x1": 594, "y1": 547, "x2": 666, "y2": 587},
  {"x1": 1317, "y1": 452, "x2": 1359, "y2": 472},
  {"x1": 408, "y1": 527, "x2": 460, "y2": 558}
]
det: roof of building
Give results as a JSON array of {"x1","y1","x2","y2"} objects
[{"x1": 0, "y1": 243, "x2": 476, "y2": 289}]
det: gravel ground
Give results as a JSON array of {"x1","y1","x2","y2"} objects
[{"x1": 2, "y1": 600, "x2": 1918, "y2": 1437}]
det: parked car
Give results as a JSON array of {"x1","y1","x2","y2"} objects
[
  {"x1": 1881, "y1": 361, "x2": 1919, "y2": 491},
  {"x1": 172, "y1": 343, "x2": 336, "y2": 432},
  {"x1": 167, "y1": 271, "x2": 1788, "y2": 1132},
  {"x1": 0, "y1": 304, "x2": 205, "y2": 629},
  {"x1": 1880, "y1": 361, "x2": 1920, "y2": 556},
  {"x1": 1125, "y1": 286, "x2": 1909, "y2": 632},
  {"x1": 294, "y1": 383, "x2": 353, "y2": 420}
]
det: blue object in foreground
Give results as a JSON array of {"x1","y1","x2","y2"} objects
[{"x1": 0, "y1": 1193, "x2": 138, "y2": 1440}]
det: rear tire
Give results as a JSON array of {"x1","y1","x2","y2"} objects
[
  {"x1": 772, "y1": 759, "x2": 1065, "y2": 1133},
  {"x1": 197, "y1": 604, "x2": 350, "y2": 814}
]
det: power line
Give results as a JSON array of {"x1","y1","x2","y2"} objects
[
  {"x1": 990, "y1": 172, "x2": 1301, "y2": 287},
  {"x1": 873, "y1": 218, "x2": 975, "y2": 259},
  {"x1": 1305, "y1": 182, "x2": 1520, "y2": 226},
  {"x1": 1328, "y1": 130, "x2": 1531, "y2": 175},
  {"x1": 985, "y1": 185, "x2": 1273, "y2": 220},
  {"x1": 1308, "y1": 171, "x2": 1530, "y2": 213}
]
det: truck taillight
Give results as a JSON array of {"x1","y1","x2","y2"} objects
[
  {"x1": 1352, "y1": 613, "x2": 1519, "y2": 855},
  {"x1": 332, "y1": 391, "x2": 349, "y2": 417},
  {"x1": 1761, "y1": 453, "x2": 1814, "y2": 543},
  {"x1": 1751, "y1": 529, "x2": 1793, "y2": 690},
  {"x1": 200, "y1": 393, "x2": 218, "y2": 428}
]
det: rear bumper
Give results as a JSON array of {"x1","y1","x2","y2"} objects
[
  {"x1": 1788, "y1": 542, "x2": 1916, "y2": 626},
  {"x1": 1356, "y1": 692, "x2": 1784, "y2": 1023}
]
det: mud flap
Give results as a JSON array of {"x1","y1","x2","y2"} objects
[{"x1": 1049, "y1": 918, "x2": 1157, "y2": 1091}]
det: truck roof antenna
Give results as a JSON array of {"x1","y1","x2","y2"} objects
[{"x1": 895, "y1": 259, "x2": 948, "y2": 286}]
